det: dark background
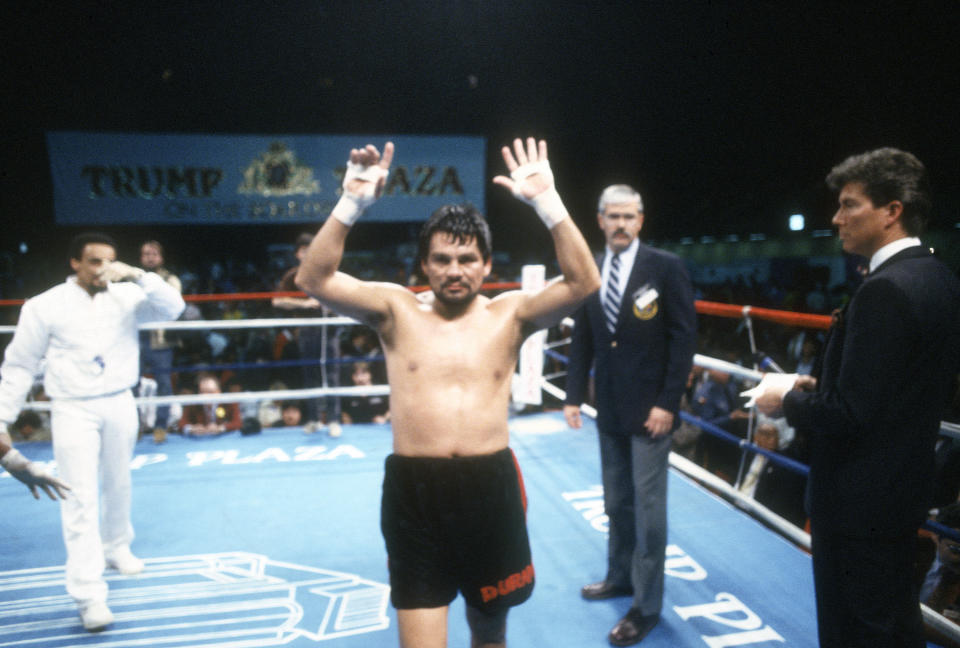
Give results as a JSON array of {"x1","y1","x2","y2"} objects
[{"x1": 2, "y1": 0, "x2": 958, "y2": 286}]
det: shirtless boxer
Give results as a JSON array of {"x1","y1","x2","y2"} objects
[{"x1": 296, "y1": 137, "x2": 600, "y2": 648}]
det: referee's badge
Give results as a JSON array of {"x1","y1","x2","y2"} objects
[{"x1": 632, "y1": 284, "x2": 659, "y2": 320}]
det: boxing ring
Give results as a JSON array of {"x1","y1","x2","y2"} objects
[{"x1": 1, "y1": 281, "x2": 958, "y2": 647}]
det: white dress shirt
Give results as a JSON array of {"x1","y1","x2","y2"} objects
[{"x1": 869, "y1": 237, "x2": 921, "y2": 273}]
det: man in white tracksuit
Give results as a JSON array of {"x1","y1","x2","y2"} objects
[{"x1": 0, "y1": 232, "x2": 184, "y2": 631}]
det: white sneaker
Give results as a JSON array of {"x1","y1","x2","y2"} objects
[
  {"x1": 80, "y1": 601, "x2": 114, "y2": 631},
  {"x1": 328, "y1": 422, "x2": 342, "y2": 438},
  {"x1": 105, "y1": 548, "x2": 144, "y2": 575}
]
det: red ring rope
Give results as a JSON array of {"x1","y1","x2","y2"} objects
[{"x1": 2, "y1": 288, "x2": 834, "y2": 329}]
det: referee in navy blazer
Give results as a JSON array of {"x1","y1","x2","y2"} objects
[
  {"x1": 564, "y1": 184, "x2": 696, "y2": 646},
  {"x1": 757, "y1": 148, "x2": 960, "y2": 647}
]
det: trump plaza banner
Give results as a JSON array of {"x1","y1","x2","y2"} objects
[{"x1": 46, "y1": 132, "x2": 486, "y2": 225}]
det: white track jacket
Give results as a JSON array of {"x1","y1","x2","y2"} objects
[{"x1": 0, "y1": 273, "x2": 185, "y2": 424}]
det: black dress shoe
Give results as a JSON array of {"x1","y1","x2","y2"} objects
[
  {"x1": 580, "y1": 580, "x2": 633, "y2": 600},
  {"x1": 608, "y1": 609, "x2": 659, "y2": 646}
]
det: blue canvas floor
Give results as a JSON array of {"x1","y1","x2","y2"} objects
[{"x1": 0, "y1": 411, "x2": 817, "y2": 647}]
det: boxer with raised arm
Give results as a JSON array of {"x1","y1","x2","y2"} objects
[{"x1": 296, "y1": 138, "x2": 600, "y2": 648}]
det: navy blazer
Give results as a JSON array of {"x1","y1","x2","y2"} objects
[
  {"x1": 784, "y1": 246, "x2": 960, "y2": 536},
  {"x1": 565, "y1": 243, "x2": 697, "y2": 436}
]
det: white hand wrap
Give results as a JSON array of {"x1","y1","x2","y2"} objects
[
  {"x1": 510, "y1": 160, "x2": 568, "y2": 229},
  {"x1": 1, "y1": 447, "x2": 28, "y2": 472},
  {"x1": 100, "y1": 261, "x2": 144, "y2": 283},
  {"x1": 331, "y1": 161, "x2": 390, "y2": 227}
]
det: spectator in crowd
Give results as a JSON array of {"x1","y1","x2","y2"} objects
[
  {"x1": 10, "y1": 410, "x2": 51, "y2": 442},
  {"x1": 138, "y1": 240, "x2": 182, "y2": 444},
  {"x1": 273, "y1": 233, "x2": 341, "y2": 437},
  {"x1": 342, "y1": 361, "x2": 389, "y2": 424},
  {"x1": 178, "y1": 373, "x2": 243, "y2": 436},
  {"x1": 690, "y1": 365, "x2": 739, "y2": 428},
  {"x1": 341, "y1": 325, "x2": 381, "y2": 359},
  {"x1": 9, "y1": 382, "x2": 51, "y2": 442},
  {"x1": 257, "y1": 380, "x2": 288, "y2": 428},
  {"x1": 737, "y1": 415, "x2": 807, "y2": 527},
  {"x1": 271, "y1": 401, "x2": 304, "y2": 428},
  {"x1": 793, "y1": 337, "x2": 821, "y2": 376},
  {"x1": 689, "y1": 363, "x2": 747, "y2": 481}
]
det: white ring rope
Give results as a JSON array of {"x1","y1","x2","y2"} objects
[
  {"x1": 693, "y1": 353, "x2": 763, "y2": 382},
  {"x1": 22, "y1": 385, "x2": 389, "y2": 411},
  {"x1": 140, "y1": 316, "x2": 360, "y2": 331},
  {"x1": 0, "y1": 316, "x2": 360, "y2": 335}
]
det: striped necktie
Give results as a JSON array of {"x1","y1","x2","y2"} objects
[{"x1": 603, "y1": 253, "x2": 622, "y2": 334}]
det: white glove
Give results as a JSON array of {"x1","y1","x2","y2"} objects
[
  {"x1": 331, "y1": 145, "x2": 392, "y2": 226},
  {"x1": 1, "y1": 448, "x2": 72, "y2": 500},
  {"x1": 99, "y1": 260, "x2": 144, "y2": 283},
  {"x1": 740, "y1": 373, "x2": 799, "y2": 408}
]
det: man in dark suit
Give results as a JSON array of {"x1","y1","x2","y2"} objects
[
  {"x1": 564, "y1": 184, "x2": 696, "y2": 646},
  {"x1": 757, "y1": 148, "x2": 960, "y2": 647}
]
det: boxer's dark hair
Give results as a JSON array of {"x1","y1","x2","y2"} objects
[{"x1": 417, "y1": 204, "x2": 492, "y2": 263}]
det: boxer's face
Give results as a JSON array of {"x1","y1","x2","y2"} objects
[
  {"x1": 598, "y1": 200, "x2": 643, "y2": 253},
  {"x1": 71, "y1": 243, "x2": 116, "y2": 294},
  {"x1": 421, "y1": 232, "x2": 491, "y2": 306}
]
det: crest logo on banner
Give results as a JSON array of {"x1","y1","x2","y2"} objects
[{"x1": 239, "y1": 142, "x2": 320, "y2": 197}]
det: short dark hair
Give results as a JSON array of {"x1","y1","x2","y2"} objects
[
  {"x1": 69, "y1": 232, "x2": 117, "y2": 260},
  {"x1": 417, "y1": 204, "x2": 491, "y2": 265},
  {"x1": 826, "y1": 147, "x2": 931, "y2": 236}
]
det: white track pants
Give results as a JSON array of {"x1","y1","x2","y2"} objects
[{"x1": 51, "y1": 390, "x2": 138, "y2": 605}]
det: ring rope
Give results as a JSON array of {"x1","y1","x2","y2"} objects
[{"x1": 24, "y1": 384, "x2": 389, "y2": 411}]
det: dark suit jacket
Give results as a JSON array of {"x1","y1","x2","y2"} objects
[
  {"x1": 784, "y1": 246, "x2": 960, "y2": 537},
  {"x1": 565, "y1": 243, "x2": 697, "y2": 436}
]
